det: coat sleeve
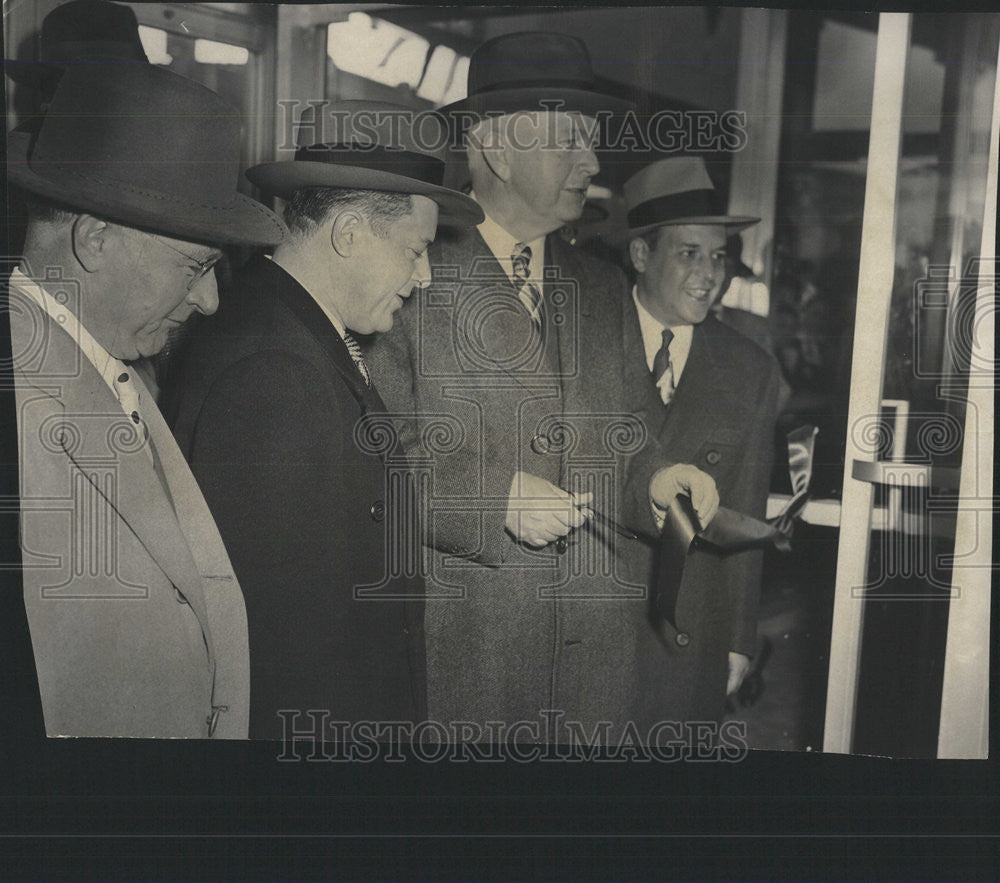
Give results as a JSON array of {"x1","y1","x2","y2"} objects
[{"x1": 367, "y1": 310, "x2": 514, "y2": 567}]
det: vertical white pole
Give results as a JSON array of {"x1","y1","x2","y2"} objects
[
  {"x1": 822, "y1": 13, "x2": 911, "y2": 754},
  {"x1": 936, "y1": 35, "x2": 999, "y2": 760},
  {"x1": 728, "y1": 9, "x2": 788, "y2": 289}
]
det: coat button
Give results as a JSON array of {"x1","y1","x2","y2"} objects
[
  {"x1": 369, "y1": 500, "x2": 386, "y2": 522},
  {"x1": 675, "y1": 632, "x2": 690, "y2": 647},
  {"x1": 554, "y1": 537, "x2": 568, "y2": 554},
  {"x1": 530, "y1": 434, "x2": 551, "y2": 455},
  {"x1": 705, "y1": 449, "x2": 721, "y2": 465}
]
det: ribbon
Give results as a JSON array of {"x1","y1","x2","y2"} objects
[
  {"x1": 654, "y1": 425, "x2": 818, "y2": 638},
  {"x1": 768, "y1": 424, "x2": 819, "y2": 542}
]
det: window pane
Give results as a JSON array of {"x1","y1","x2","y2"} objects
[
  {"x1": 137, "y1": 25, "x2": 173, "y2": 66},
  {"x1": 327, "y1": 12, "x2": 429, "y2": 90},
  {"x1": 194, "y1": 38, "x2": 249, "y2": 66}
]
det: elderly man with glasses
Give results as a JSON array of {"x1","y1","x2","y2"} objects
[{"x1": 6, "y1": 64, "x2": 286, "y2": 738}]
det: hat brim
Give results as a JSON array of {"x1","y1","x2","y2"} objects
[
  {"x1": 245, "y1": 161, "x2": 485, "y2": 227},
  {"x1": 602, "y1": 214, "x2": 760, "y2": 249},
  {"x1": 626, "y1": 214, "x2": 761, "y2": 237},
  {"x1": 5, "y1": 59, "x2": 64, "y2": 89},
  {"x1": 5, "y1": 56, "x2": 149, "y2": 90},
  {"x1": 439, "y1": 86, "x2": 634, "y2": 124},
  {"x1": 7, "y1": 130, "x2": 286, "y2": 247}
]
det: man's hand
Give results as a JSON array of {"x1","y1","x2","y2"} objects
[
  {"x1": 727, "y1": 652, "x2": 751, "y2": 696},
  {"x1": 506, "y1": 471, "x2": 592, "y2": 548},
  {"x1": 649, "y1": 464, "x2": 720, "y2": 527}
]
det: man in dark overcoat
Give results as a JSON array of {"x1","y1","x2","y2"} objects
[
  {"x1": 620, "y1": 156, "x2": 782, "y2": 724},
  {"x1": 167, "y1": 103, "x2": 484, "y2": 739}
]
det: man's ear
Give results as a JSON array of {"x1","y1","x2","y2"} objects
[
  {"x1": 469, "y1": 120, "x2": 511, "y2": 183},
  {"x1": 71, "y1": 214, "x2": 112, "y2": 273},
  {"x1": 330, "y1": 210, "x2": 364, "y2": 257},
  {"x1": 629, "y1": 237, "x2": 650, "y2": 274}
]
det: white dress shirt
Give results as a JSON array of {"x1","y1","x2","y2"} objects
[
  {"x1": 10, "y1": 266, "x2": 158, "y2": 463},
  {"x1": 11, "y1": 267, "x2": 146, "y2": 416},
  {"x1": 471, "y1": 192, "x2": 546, "y2": 294},
  {"x1": 632, "y1": 285, "x2": 693, "y2": 399}
]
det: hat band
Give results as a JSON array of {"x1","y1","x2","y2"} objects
[
  {"x1": 48, "y1": 40, "x2": 146, "y2": 63},
  {"x1": 293, "y1": 144, "x2": 445, "y2": 187},
  {"x1": 469, "y1": 76, "x2": 596, "y2": 96},
  {"x1": 627, "y1": 189, "x2": 720, "y2": 229}
]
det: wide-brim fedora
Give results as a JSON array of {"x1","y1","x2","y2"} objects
[
  {"x1": 439, "y1": 31, "x2": 633, "y2": 124},
  {"x1": 8, "y1": 64, "x2": 286, "y2": 247},
  {"x1": 622, "y1": 156, "x2": 759, "y2": 237},
  {"x1": 246, "y1": 101, "x2": 484, "y2": 227},
  {"x1": 5, "y1": 0, "x2": 149, "y2": 91}
]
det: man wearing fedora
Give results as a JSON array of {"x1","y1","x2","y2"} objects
[
  {"x1": 167, "y1": 102, "x2": 484, "y2": 740},
  {"x1": 6, "y1": 64, "x2": 286, "y2": 738},
  {"x1": 5, "y1": 0, "x2": 149, "y2": 105},
  {"x1": 620, "y1": 156, "x2": 782, "y2": 724},
  {"x1": 368, "y1": 32, "x2": 721, "y2": 741}
]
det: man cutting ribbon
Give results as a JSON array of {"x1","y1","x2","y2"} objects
[{"x1": 620, "y1": 156, "x2": 784, "y2": 726}]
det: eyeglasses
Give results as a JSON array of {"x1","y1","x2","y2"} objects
[{"x1": 127, "y1": 229, "x2": 222, "y2": 292}]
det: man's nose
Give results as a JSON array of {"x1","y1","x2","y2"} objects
[
  {"x1": 188, "y1": 269, "x2": 220, "y2": 315},
  {"x1": 411, "y1": 252, "x2": 432, "y2": 290},
  {"x1": 694, "y1": 255, "x2": 724, "y2": 285},
  {"x1": 578, "y1": 145, "x2": 600, "y2": 178}
]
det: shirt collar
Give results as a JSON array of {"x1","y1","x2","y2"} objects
[
  {"x1": 631, "y1": 284, "x2": 694, "y2": 370},
  {"x1": 10, "y1": 266, "x2": 129, "y2": 394},
  {"x1": 471, "y1": 191, "x2": 546, "y2": 281}
]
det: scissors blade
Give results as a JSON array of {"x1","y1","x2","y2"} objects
[{"x1": 584, "y1": 506, "x2": 638, "y2": 541}]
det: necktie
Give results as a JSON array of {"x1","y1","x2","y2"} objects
[
  {"x1": 511, "y1": 243, "x2": 542, "y2": 324},
  {"x1": 651, "y1": 328, "x2": 676, "y2": 405},
  {"x1": 113, "y1": 368, "x2": 150, "y2": 444},
  {"x1": 343, "y1": 331, "x2": 372, "y2": 387}
]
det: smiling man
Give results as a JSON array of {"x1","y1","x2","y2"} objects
[
  {"x1": 166, "y1": 102, "x2": 483, "y2": 739},
  {"x1": 622, "y1": 156, "x2": 782, "y2": 725},
  {"x1": 7, "y1": 64, "x2": 286, "y2": 737}
]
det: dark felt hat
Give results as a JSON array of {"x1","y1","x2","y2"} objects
[
  {"x1": 623, "y1": 157, "x2": 759, "y2": 236},
  {"x1": 7, "y1": 64, "x2": 286, "y2": 247},
  {"x1": 5, "y1": 0, "x2": 150, "y2": 91},
  {"x1": 246, "y1": 100, "x2": 484, "y2": 227},
  {"x1": 439, "y1": 31, "x2": 633, "y2": 123}
]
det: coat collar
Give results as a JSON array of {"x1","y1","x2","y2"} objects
[
  {"x1": 10, "y1": 293, "x2": 218, "y2": 661},
  {"x1": 249, "y1": 256, "x2": 386, "y2": 414}
]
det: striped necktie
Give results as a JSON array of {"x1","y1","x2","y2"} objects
[
  {"x1": 651, "y1": 328, "x2": 676, "y2": 405},
  {"x1": 511, "y1": 242, "x2": 542, "y2": 325},
  {"x1": 343, "y1": 331, "x2": 372, "y2": 387}
]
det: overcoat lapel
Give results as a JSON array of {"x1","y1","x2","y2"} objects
[
  {"x1": 262, "y1": 259, "x2": 386, "y2": 415},
  {"x1": 656, "y1": 319, "x2": 730, "y2": 452},
  {"x1": 443, "y1": 229, "x2": 555, "y2": 378},
  {"x1": 545, "y1": 235, "x2": 585, "y2": 390},
  {"x1": 19, "y1": 308, "x2": 217, "y2": 658}
]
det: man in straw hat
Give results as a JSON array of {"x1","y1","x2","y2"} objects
[
  {"x1": 167, "y1": 102, "x2": 484, "y2": 740},
  {"x1": 6, "y1": 63, "x2": 286, "y2": 738},
  {"x1": 621, "y1": 155, "x2": 782, "y2": 724},
  {"x1": 368, "y1": 32, "x2": 721, "y2": 743}
]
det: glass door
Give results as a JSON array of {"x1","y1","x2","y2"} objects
[{"x1": 823, "y1": 12, "x2": 998, "y2": 757}]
